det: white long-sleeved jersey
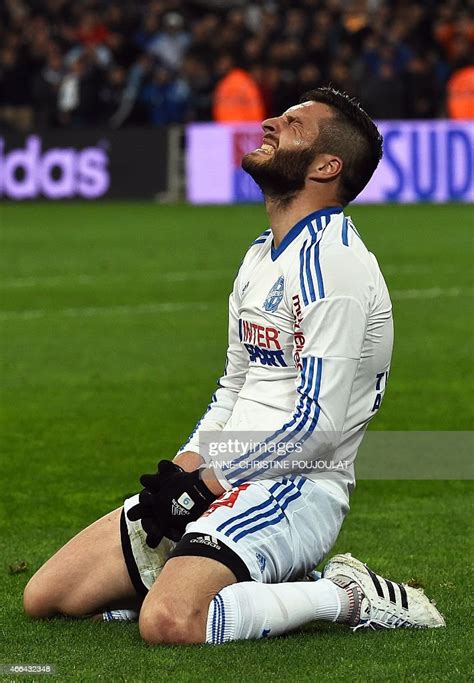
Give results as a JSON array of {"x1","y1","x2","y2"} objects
[{"x1": 178, "y1": 207, "x2": 393, "y2": 504}]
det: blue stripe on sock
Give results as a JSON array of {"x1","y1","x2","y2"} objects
[
  {"x1": 218, "y1": 594, "x2": 224, "y2": 644},
  {"x1": 211, "y1": 596, "x2": 218, "y2": 644},
  {"x1": 217, "y1": 594, "x2": 225, "y2": 643}
]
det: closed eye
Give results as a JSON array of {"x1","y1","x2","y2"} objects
[{"x1": 285, "y1": 115, "x2": 302, "y2": 126}]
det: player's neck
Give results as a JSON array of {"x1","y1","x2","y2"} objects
[{"x1": 265, "y1": 195, "x2": 341, "y2": 248}]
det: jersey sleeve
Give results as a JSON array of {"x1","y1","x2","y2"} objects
[
  {"x1": 176, "y1": 274, "x2": 249, "y2": 456},
  {"x1": 213, "y1": 246, "x2": 370, "y2": 488}
]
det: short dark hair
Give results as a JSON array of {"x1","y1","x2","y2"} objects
[{"x1": 299, "y1": 87, "x2": 383, "y2": 205}]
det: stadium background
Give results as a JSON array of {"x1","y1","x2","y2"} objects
[{"x1": 0, "y1": 1, "x2": 473, "y2": 681}]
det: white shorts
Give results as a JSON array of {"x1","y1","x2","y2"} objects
[{"x1": 121, "y1": 475, "x2": 348, "y2": 594}]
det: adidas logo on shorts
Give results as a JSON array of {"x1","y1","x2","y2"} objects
[{"x1": 189, "y1": 535, "x2": 221, "y2": 550}]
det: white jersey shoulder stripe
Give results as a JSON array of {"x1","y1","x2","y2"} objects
[{"x1": 299, "y1": 238, "x2": 325, "y2": 305}]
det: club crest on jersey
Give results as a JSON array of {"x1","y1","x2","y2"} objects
[{"x1": 263, "y1": 276, "x2": 284, "y2": 312}]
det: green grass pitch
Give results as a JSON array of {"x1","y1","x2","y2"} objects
[{"x1": 0, "y1": 202, "x2": 472, "y2": 682}]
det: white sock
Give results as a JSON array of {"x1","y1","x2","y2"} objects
[
  {"x1": 206, "y1": 578, "x2": 347, "y2": 644},
  {"x1": 102, "y1": 609, "x2": 138, "y2": 622}
]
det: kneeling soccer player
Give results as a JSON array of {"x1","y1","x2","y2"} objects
[{"x1": 24, "y1": 88, "x2": 444, "y2": 642}]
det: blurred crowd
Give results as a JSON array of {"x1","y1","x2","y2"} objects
[{"x1": 0, "y1": 0, "x2": 473, "y2": 132}]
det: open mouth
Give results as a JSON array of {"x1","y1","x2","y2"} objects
[{"x1": 254, "y1": 142, "x2": 276, "y2": 156}]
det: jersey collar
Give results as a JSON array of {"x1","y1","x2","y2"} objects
[{"x1": 270, "y1": 207, "x2": 343, "y2": 261}]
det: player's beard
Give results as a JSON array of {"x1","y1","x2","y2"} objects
[{"x1": 242, "y1": 143, "x2": 318, "y2": 206}]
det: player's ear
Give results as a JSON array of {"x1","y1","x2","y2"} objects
[{"x1": 307, "y1": 154, "x2": 343, "y2": 183}]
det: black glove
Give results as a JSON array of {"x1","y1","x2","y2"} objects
[
  {"x1": 126, "y1": 459, "x2": 179, "y2": 548},
  {"x1": 127, "y1": 460, "x2": 217, "y2": 546}
]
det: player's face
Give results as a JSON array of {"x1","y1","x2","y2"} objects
[{"x1": 242, "y1": 101, "x2": 333, "y2": 199}]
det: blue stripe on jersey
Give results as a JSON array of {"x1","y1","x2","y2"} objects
[
  {"x1": 276, "y1": 357, "x2": 316, "y2": 445},
  {"x1": 228, "y1": 358, "x2": 315, "y2": 470},
  {"x1": 342, "y1": 217, "x2": 349, "y2": 246},
  {"x1": 298, "y1": 239, "x2": 325, "y2": 306},
  {"x1": 305, "y1": 243, "x2": 316, "y2": 302},
  {"x1": 297, "y1": 211, "x2": 337, "y2": 306},
  {"x1": 220, "y1": 357, "x2": 314, "y2": 480},
  {"x1": 252, "y1": 229, "x2": 271, "y2": 246},
  {"x1": 291, "y1": 358, "x2": 322, "y2": 436},
  {"x1": 314, "y1": 243, "x2": 325, "y2": 299},
  {"x1": 278, "y1": 387, "x2": 315, "y2": 445},
  {"x1": 291, "y1": 357, "x2": 319, "y2": 430},
  {"x1": 220, "y1": 358, "x2": 315, "y2": 484},
  {"x1": 299, "y1": 241, "x2": 309, "y2": 305},
  {"x1": 271, "y1": 207, "x2": 342, "y2": 261},
  {"x1": 251, "y1": 360, "x2": 322, "y2": 478},
  {"x1": 224, "y1": 358, "x2": 323, "y2": 485},
  {"x1": 296, "y1": 374, "x2": 322, "y2": 447},
  {"x1": 271, "y1": 358, "x2": 322, "y2": 454},
  {"x1": 302, "y1": 356, "x2": 315, "y2": 394}
]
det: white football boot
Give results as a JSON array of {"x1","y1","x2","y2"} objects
[{"x1": 323, "y1": 553, "x2": 445, "y2": 630}]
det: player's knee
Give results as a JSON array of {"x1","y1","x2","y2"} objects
[
  {"x1": 139, "y1": 603, "x2": 188, "y2": 645},
  {"x1": 23, "y1": 576, "x2": 56, "y2": 619},
  {"x1": 23, "y1": 572, "x2": 85, "y2": 618},
  {"x1": 139, "y1": 599, "x2": 206, "y2": 645}
]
